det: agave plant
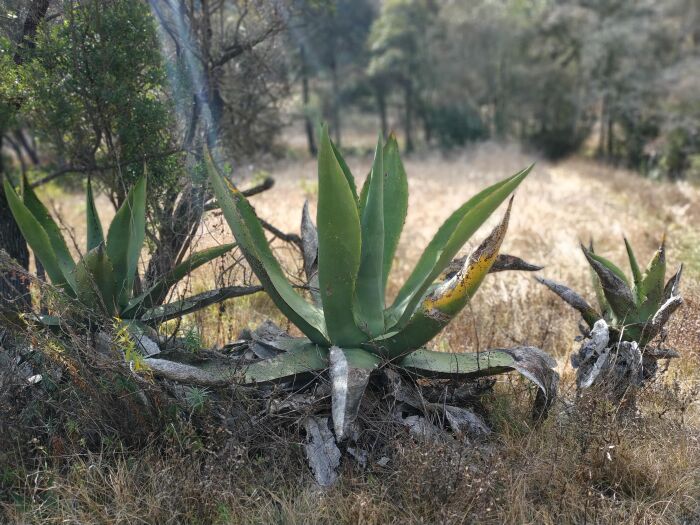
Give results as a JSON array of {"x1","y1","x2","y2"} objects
[
  {"x1": 3, "y1": 174, "x2": 236, "y2": 328},
  {"x1": 537, "y1": 237, "x2": 683, "y2": 347},
  {"x1": 193, "y1": 127, "x2": 558, "y2": 440}
]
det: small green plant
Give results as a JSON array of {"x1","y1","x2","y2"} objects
[
  {"x1": 184, "y1": 386, "x2": 210, "y2": 414},
  {"x1": 183, "y1": 326, "x2": 202, "y2": 353},
  {"x1": 113, "y1": 318, "x2": 146, "y2": 371},
  {"x1": 3, "y1": 175, "x2": 235, "y2": 327},
  {"x1": 537, "y1": 237, "x2": 683, "y2": 346},
  {"x1": 207, "y1": 126, "x2": 557, "y2": 439}
]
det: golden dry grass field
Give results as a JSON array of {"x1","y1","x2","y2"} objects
[{"x1": 8, "y1": 143, "x2": 700, "y2": 524}]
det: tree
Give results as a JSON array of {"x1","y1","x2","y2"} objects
[
  {"x1": 0, "y1": 0, "x2": 50, "y2": 312},
  {"x1": 368, "y1": 0, "x2": 435, "y2": 152},
  {"x1": 289, "y1": 0, "x2": 374, "y2": 149}
]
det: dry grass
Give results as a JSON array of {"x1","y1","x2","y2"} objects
[{"x1": 4, "y1": 142, "x2": 700, "y2": 523}]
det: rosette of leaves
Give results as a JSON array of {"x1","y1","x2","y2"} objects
[
  {"x1": 537, "y1": 237, "x2": 683, "y2": 347},
  {"x1": 190, "y1": 127, "x2": 558, "y2": 441},
  {"x1": 3, "y1": 175, "x2": 236, "y2": 328}
]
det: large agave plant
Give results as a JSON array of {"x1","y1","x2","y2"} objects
[
  {"x1": 201, "y1": 127, "x2": 558, "y2": 440},
  {"x1": 537, "y1": 237, "x2": 683, "y2": 347},
  {"x1": 3, "y1": 175, "x2": 235, "y2": 327}
]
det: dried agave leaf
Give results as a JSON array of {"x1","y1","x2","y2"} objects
[
  {"x1": 300, "y1": 200, "x2": 320, "y2": 306},
  {"x1": 329, "y1": 346, "x2": 379, "y2": 440},
  {"x1": 303, "y1": 416, "x2": 341, "y2": 487},
  {"x1": 536, "y1": 277, "x2": 601, "y2": 328}
]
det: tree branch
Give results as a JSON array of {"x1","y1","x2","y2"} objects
[{"x1": 30, "y1": 148, "x2": 182, "y2": 188}]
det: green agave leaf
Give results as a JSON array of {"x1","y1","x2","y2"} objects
[
  {"x1": 376, "y1": 201, "x2": 512, "y2": 357},
  {"x1": 317, "y1": 126, "x2": 366, "y2": 345},
  {"x1": 122, "y1": 242, "x2": 237, "y2": 317},
  {"x1": 358, "y1": 168, "x2": 370, "y2": 212},
  {"x1": 582, "y1": 245, "x2": 635, "y2": 319},
  {"x1": 106, "y1": 175, "x2": 147, "y2": 308},
  {"x1": 623, "y1": 237, "x2": 642, "y2": 300},
  {"x1": 243, "y1": 343, "x2": 328, "y2": 383},
  {"x1": 86, "y1": 177, "x2": 105, "y2": 251},
  {"x1": 145, "y1": 342, "x2": 327, "y2": 386},
  {"x1": 206, "y1": 148, "x2": 328, "y2": 344},
  {"x1": 73, "y1": 244, "x2": 117, "y2": 316},
  {"x1": 3, "y1": 177, "x2": 73, "y2": 293},
  {"x1": 381, "y1": 134, "x2": 409, "y2": 290},
  {"x1": 330, "y1": 138, "x2": 359, "y2": 206},
  {"x1": 20, "y1": 174, "x2": 77, "y2": 291},
  {"x1": 399, "y1": 348, "x2": 515, "y2": 377},
  {"x1": 400, "y1": 347, "x2": 558, "y2": 417},
  {"x1": 354, "y1": 135, "x2": 385, "y2": 338},
  {"x1": 637, "y1": 239, "x2": 666, "y2": 321},
  {"x1": 387, "y1": 165, "x2": 532, "y2": 330}
]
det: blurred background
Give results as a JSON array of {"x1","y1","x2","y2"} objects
[{"x1": 0, "y1": 0, "x2": 698, "y2": 184}]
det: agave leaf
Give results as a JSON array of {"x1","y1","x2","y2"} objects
[
  {"x1": 387, "y1": 165, "x2": 532, "y2": 330},
  {"x1": 488, "y1": 254, "x2": 542, "y2": 273},
  {"x1": 122, "y1": 243, "x2": 237, "y2": 316},
  {"x1": 206, "y1": 149, "x2": 328, "y2": 344},
  {"x1": 147, "y1": 342, "x2": 327, "y2": 385},
  {"x1": 330, "y1": 138, "x2": 359, "y2": 205},
  {"x1": 73, "y1": 244, "x2": 117, "y2": 316},
  {"x1": 304, "y1": 416, "x2": 341, "y2": 487},
  {"x1": 638, "y1": 239, "x2": 666, "y2": 320},
  {"x1": 243, "y1": 343, "x2": 328, "y2": 383},
  {"x1": 3, "y1": 177, "x2": 72, "y2": 292},
  {"x1": 358, "y1": 169, "x2": 370, "y2": 212},
  {"x1": 642, "y1": 295, "x2": 683, "y2": 344},
  {"x1": 623, "y1": 237, "x2": 642, "y2": 300},
  {"x1": 585, "y1": 249, "x2": 630, "y2": 286},
  {"x1": 329, "y1": 346, "x2": 381, "y2": 440},
  {"x1": 662, "y1": 264, "x2": 683, "y2": 303},
  {"x1": 377, "y1": 203, "x2": 511, "y2": 356},
  {"x1": 536, "y1": 277, "x2": 601, "y2": 328},
  {"x1": 106, "y1": 175, "x2": 147, "y2": 308},
  {"x1": 300, "y1": 201, "x2": 320, "y2": 306},
  {"x1": 444, "y1": 253, "x2": 541, "y2": 279},
  {"x1": 582, "y1": 245, "x2": 635, "y2": 320},
  {"x1": 381, "y1": 134, "x2": 409, "y2": 289},
  {"x1": 399, "y1": 348, "x2": 514, "y2": 377},
  {"x1": 20, "y1": 174, "x2": 77, "y2": 290},
  {"x1": 399, "y1": 346, "x2": 558, "y2": 417},
  {"x1": 86, "y1": 177, "x2": 105, "y2": 251},
  {"x1": 588, "y1": 240, "x2": 610, "y2": 317},
  {"x1": 354, "y1": 135, "x2": 386, "y2": 338},
  {"x1": 139, "y1": 284, "x2": 263, "y2": 325},
  {"x1": 317, "y1": 126, "x2": 366, "y2": 345}
]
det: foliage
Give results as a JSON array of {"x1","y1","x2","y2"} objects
[
  {"x1": 538, "y1": 237, "x2": 683, "y2": 347},
  {"x1": 425, "y1": 104, "x2": 488, "y2": 150},
  {"x1": 21, "y1": 0, "x2": 179, "y2": 201},
  {"x1": 3, "y1": 174, "x2": 234, "y2": 326},
  {"x1": 208, "y1": 125, "x2": 557, "y2": 439}
]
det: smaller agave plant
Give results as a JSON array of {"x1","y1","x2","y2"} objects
[
  {"x1": 188, "y1": 127, "x2": 558, "y2": 442},
  {"x1": 537, "y1": 238, "x2": 683, "y2": 394},
  {"x1": 3, "y1": 175, "x2": 235, "y2": 329}
]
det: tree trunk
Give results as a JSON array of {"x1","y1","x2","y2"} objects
[
  {"x1": 403, "y1": 81, "x2": 414, "y2": 153},
  {"x1": 0, "y1": 137, "x2": 30, "y2": 311},
  {"x1": 329, "y1": 55, "x2": 341, "y2": 146},
  {"x1": 0, "y1": 0, "x2": 50, "y2": 312},
  {"x1": 606, "y1": 113, "x2": 614, "y2": 160},
  {"x1": 300, "y1": 46, "x2": 317, "y2": 156},
  {"x1": 376, "y1": 86, "x2": 388, "y2": 139}
]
